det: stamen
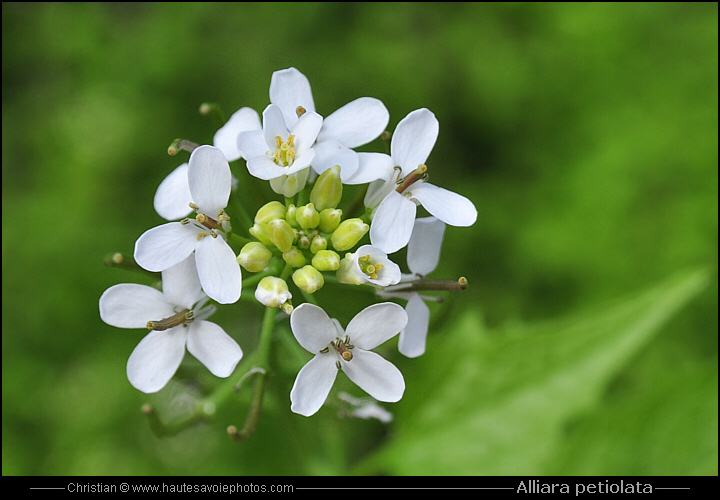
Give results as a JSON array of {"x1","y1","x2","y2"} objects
[
  {"x1": 272, "y1": 135, "x2": 297, "y2": 167},
  {"x1": 296, "y1": 106, "x2": 306, "y2": 118},
  {"x1": 189, "y1": 202, "x2": 200, "y2": 212},
  {"x1": 147, "y1": 309, "x2": 193, "y2": 331},
  {"x1": 358, "y1": 255, "x2": 383, "y2": 280},
  {"x1": 197, "y1": 231, "x2": 207, "y2": 240}
]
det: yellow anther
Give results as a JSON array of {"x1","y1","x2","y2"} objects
[
  {"x1": 197, "y1": 231, "x2": 207, "y2": 240},
  {"x1": 271, "y1": 135, "x2": 297, "y2": 167},
  {"x1": 358, "y1": 255, "x2": 383, "y2": 280},
  {"x1": 189, "y1": 202, "x2": 199, "y2": 211}
]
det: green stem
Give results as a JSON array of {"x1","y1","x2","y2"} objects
[
  {"x1": 142, "y1": 265, "x2": 291, "y2": 441},
  {"x1": 227, "y1": 305, "x2": 278, "y2": 442}
]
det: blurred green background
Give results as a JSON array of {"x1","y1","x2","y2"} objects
[{"x1": 2, "y1": 3, "x2": 716, "y2": 476}]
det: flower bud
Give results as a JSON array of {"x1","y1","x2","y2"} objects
[
  {"x1": 297, "y1": 233, "x2": 311, "y2": 249},
  {"x1": 254, "y1": 201, "x2": 286, "y2": 224},
  {"x1": 292, "y1": 265, "x2": 325, "y2": 294},
  {"x1": 237, "y1": 242, "x2": 273, "y2": 272},
  {"x1": 331, "y1": 218, "x2": 369, "y2": 251},
  {"x1": 268, "y1": 219, "x2": 295, "y2": 253},
  {"x1": 255, "y1": 276, "x2": 292, "y2": 311},
  {"x1": 318, "y1": 208, "x2": 342, "y2": 233},
  {"x1": 310, "y1": 234, "x2": 327, "y2": 254},
  {"x1": 285, "y1": 204, "x2": 299, "y2": 228},
  {"x1": 282, "y1": 246, "x2": 307, "y2": 268},
  {"x1": 312, "y1": 250, "x2": 340, "y2": 272},
  {"x1": 310, "y1": 165, "x2": 343, "y2": 211},
  {"x1": 249, "y1": 223, "x2": 273, "y2": 246},
  {"x1": 269, "y1": 169, "x2": 309, "y2": 198},
  {"x1": 295, "y1": 203, "x2": 320, "y2": 230}
]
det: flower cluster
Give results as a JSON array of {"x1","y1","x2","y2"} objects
[{"x1": 100, "y1": 68, "x2": 476, "y2": 425}]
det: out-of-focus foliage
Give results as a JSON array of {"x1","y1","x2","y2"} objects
[{"x1": 2, "y1": 3, "x2": 716, "y2": 475}]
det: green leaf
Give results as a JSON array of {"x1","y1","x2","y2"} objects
[{"x1": 356, "y1": 268, "x2": 712, "y2": 475}]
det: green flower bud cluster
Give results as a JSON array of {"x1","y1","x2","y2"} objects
[{"x1": 236, "y1": 166, "x2": 370, "y2": 295}]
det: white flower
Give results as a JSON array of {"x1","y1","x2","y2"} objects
[
  {"x1": 269, "y1": 67, "x2": 390, "y2": 184},
  {"x1": 134, "y1": 145, "x2": 242, "y2": 304},
  {"x1": 365, "y1": 108, "x2": 477, "y2": 254},
  {"x1": 237, "y1": 103, "x2": 322, "y2": 196},
  {"x1": 378, "y1": 217, "x2": 445, "y2": 357},
  {"x1": 99, "y1": 256, "x2": 243, "y2": 393},
  {"x1": 336, "y1": 244, "x2": 401, "y2": 287},
  {"x1": 289, "y1": 303, "x2": 407, "y2": 417}
]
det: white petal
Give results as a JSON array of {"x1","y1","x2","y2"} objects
[
  {"x1": 161, "y1": 254, "x2": 204, "y2": 309},
  {"x1": 407, "y1": 216, "x2": 446, "y2": 275},
  {"x1": 236, "y1": 129, "x2": 269, "y2": 160},
  {"x1": 369, "y1": 191, "x2": 417, "y2": 254},
  {"x1": 246, "y1": 155, "x2": 292, "y2": 180},
  {"x1": 317, "y1": 97, "x2": 389, "y2": 148},
  {"x1": 186, "y1": 321, "x2": 243, "y2": 377},
  {"x1": 134, "y1": 222, "x2": 198, "y2": 272},
  {"x1": 269, "y1": 67, "x2": 316, "y2": 130},
  {"x1": 346, "y1": 302, "x2": 408, "y2": 350},
  {"x1": 262, "y1": 105, "x2": 290, "y2": 149},
  {"x1": 213, "y1": 107, "x2": 261, "y2": 161},
  {"x1": 290, "y1": 354, "x2": 338, "y2": 417},
  {"x1": 291, "y1": 110, "x2": 323, "y2": 153},
  {"x1": 410, "y1": 183, "x2": 477, "y2": 227},
  {"x1": 100, "y1": 284, "x2": 174, "y2": 329},
  {"x1": 398, "y1": 293, "x2": 430, "y2": 358},
  {"x1": 126, "y1": 327, "x2": 188, "y2": 393},
  {"x1": 290, "y1": 303, "x2": 339, "y2": 353},
  {"x1": 284, "y1": 149, "x2": 314, "y2": 176},
  {"x1": 195, "y1": 236, "x2": 241, "y2": 304},
  {"x1": 154, "y1": 163, "x2": 192, "y2": 221},
  {"x1": 344, "y1": 152, "x2": 394, "y2": 185},
  {"x1": 342, "y1": 350, "x2": 405, "y2": 403},
  {"x1": 391, "y1": 108, "x2": 439, "y2": 175},
  {"x1": 311, "y1": 139, "x2": 358, "y2": 180},
  {"x1": 187, "y1": 145, "x2": 231, "y2": 215},
  {"x1": 363, "y1": 169, "x2": 397, "y2": 209}
]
